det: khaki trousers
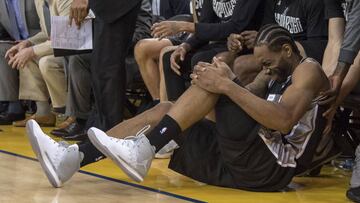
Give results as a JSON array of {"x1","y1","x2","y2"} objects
[{"x1": 19, "y1": 55, "x2": 66, "y2": 108}]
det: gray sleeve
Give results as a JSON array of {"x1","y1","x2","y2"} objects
[{"x1": 339, "y1": 0, "x2": 360, "y2": 64}]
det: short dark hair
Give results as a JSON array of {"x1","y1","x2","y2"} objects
[{"x1": 255, "y1": 24, "x2": 300, "y2": 55}]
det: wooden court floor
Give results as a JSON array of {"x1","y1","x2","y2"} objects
[{"x1": 0, "y1": 125, "x2": 353, "y2": 203}]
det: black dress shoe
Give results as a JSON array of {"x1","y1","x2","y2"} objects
[
  {"x1": 51, "y1": 122, "x2": 83, "y2": 137},
  {"x1": 62, "y1": 131, "x2": 88, "y2": 141},
  {"x1": 50, "y1": 128, "x2": 67, "y2": 137},
  {"x1": 347, "y1": 187, "x2": 360, "y2": 203},
  {"x1": 51, "y1": 122, "x2": 87, "y2": 141},
  {"x1": 50, "y1": 125, "x2": 71, "y2": 137},
  {"x1": 0, "y1": 113, "x2": 25, "y2": 125}
]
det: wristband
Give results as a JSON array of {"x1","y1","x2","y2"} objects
[{"x1": 232, "y1": 77, "x2": 243, "y2": 86}]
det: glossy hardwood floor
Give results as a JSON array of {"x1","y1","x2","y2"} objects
[{"x1": 0, "y1": 125, "x2": 352, "y2": 203}]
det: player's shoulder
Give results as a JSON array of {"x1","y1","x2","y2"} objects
[
  {"x1": 295, "y1": 57, "x2": 322, "y2": 74},
  {"x1": 292, "y1": 57, "x2": 326, "y2": 85}
]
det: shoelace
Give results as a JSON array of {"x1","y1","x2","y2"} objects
[
  {"x1": 121, "y1": 125, "x2": 151, "y2": 141},
  {"x1": 120, "y1": 125, "x2": 151, "y2": 161},
  {"x1": 108, "y1": 125, "x2": 150, "y2": 143}
]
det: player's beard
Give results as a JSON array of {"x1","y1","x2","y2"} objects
[{"x1": 270, "y1": 59, "x2": 292, "y2": 82}]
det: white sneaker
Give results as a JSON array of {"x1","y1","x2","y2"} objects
[
  {"x1": 26, "y1": 119, "x2": 81, "y2": 188},
  {"x1": 88, "y1": 126, "x2": 155, "y2": 182},
  {"x1": 155, "y1": 140, "x2": 179, "y2": 159}
]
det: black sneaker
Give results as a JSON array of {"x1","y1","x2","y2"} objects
[{"x1": 347, "y1": 187, "x2": 360, "y2": 203}]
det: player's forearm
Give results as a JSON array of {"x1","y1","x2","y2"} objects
[
  {"x1": 332, "y1": 61, "x2": 351, "y2": 83},
  {"x1": 322, "y1": 40, "x2": 342, "y2": 77},
  {"x1": 178, "y1": 22, "x2": 195, "y2": 33},
  {"x1": 334, "y1": 64, "x2": 360, "y2": 107}
]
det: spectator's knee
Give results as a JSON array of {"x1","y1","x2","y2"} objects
[
  {"x1": 216, "y1": 51, "x2": 235, "y2": 66},
  {"x1": 233, "y1": 55, "x2": 261, "y2": 77},
  {"x1": 134, "y1": 39, "x2": 154, "y2": 62},
  {"x1": 38, "y1": 56, "x2": 52, "y2": 75},
  {"x1": 160, "y1": 46, "x2": 177, "y2": 58}
]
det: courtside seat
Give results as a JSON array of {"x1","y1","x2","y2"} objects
[
  {"x1": 333, "y1": 93, "x2": 360, "y2": 157},
  {"x1": 125, "y1": 56, "x2": 152, "y2": 117}
]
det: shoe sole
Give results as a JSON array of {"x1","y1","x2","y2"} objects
[
  {"x1": 26, "y1": 120, "x2": 62, "y2": 188},
  {"x1": 88, "y1": 129, "x2": 144, "y2": 182}
]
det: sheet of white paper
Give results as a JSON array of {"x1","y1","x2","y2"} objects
[{"x1": 51, "y1": 16, "x2": 93, "y2": 50}]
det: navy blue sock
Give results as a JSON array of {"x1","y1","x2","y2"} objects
[
  {"x1": 147, "y1": 115, "x2": 181, "y2": 153},
  {"x1": 7, "y1": 101, "x2": 24, "y2": 114}
]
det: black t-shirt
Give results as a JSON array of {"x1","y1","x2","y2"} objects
[
  {"x1": 152, "y1": 0, "x2": 191, "y2": 19},
  {"x1": 324, "y1": 0, "x2": 351, "y2": 21},
  {"x1": 186, "y1": 0, "x2": 274, "y2": 48},
  {"x1": 324, "y1": 0, "x2": 348, "y2": 20},
  {"x1": 274, "y1": 0, "x2": 328, "y2": 40}
]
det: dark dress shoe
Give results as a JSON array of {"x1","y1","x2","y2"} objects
[
  {"x1": 62, "y1": 131, "x2": 88, "y2": 141},
  {"x1": 0, "y1": 113, "x2": 25, "y2": 125},
  {"x1": 51, "y1": 122, "x2": 83, "y2": 137},
  {"x1": 50, "y1": 127, "x2": 68, "y2": 137},
  {"x1": 347, "y1": 187, "x2": 360, "y2": 203},
  {"x1": 51, "y1": 122, "x2": 87, "y2": 141}
]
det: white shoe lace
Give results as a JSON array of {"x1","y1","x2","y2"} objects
[
  {"x1": 120, "y1": 125, "x2": 151, "y2": 141},
  {"x1": 107, "y1": 125, "x2": 151, "y2": 144},
  {"x1": 136, "y1": 125, "x2": 151, "y2": 137}
]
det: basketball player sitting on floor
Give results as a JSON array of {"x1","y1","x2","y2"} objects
[{"x1": 26, "y1": 24, "x2": 330, "y2": 192}]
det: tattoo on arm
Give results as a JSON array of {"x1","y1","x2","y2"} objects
[{"x1": 334, "y1": 61, "x2": 351, "y2": 78}]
